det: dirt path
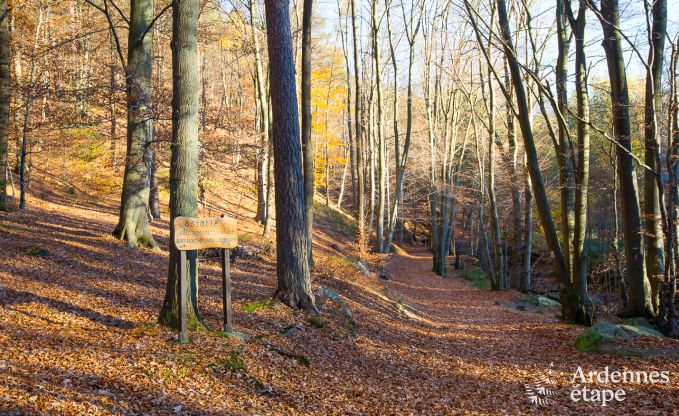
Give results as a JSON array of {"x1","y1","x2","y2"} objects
[
  {"x1": 373, "y1": 248, "x2": 678, "y2": 415},
  {"x1": 0, "y1": 190, "x2": 677, "y2": 415}
]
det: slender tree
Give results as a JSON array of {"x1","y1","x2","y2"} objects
[
  {"x1": 0, "y1": 0, "x2": 8, "y2": 211},
  {"x1": 159, "y1": 0, "x2": 202, "y2": 328},
  {"x1": 642, "y1": 0, "x2": 667, "y2": 313},
  {"x1": 591, "y1": 0, "x2": 653, "y2": 317},
  {"x1": 264, "y1": 0, "x2": 316, "y2": 311},
  {"x1": 301, "y1": 0, "x2": 314, "y2": 266},
  {"x1": 350, "y1": 0, "x2": 366, "y2": 250}
]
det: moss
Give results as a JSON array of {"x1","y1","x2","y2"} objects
[
  {"x1": 271, "y1": 347, "x2": 310, "y2": 367},
  {"x1": 308, "y1": 316, "x2": 325, "y2": 328},
  {"x1": 212, "y1": 350, "x2": 245, "y2": 372},
  {"x1": 574, "y1": 321, "x2": 630, "y2": 352},
  {"x1": 27, "y1": 246, "x2": 49, "y2": 257},
  {"x1": 241, "y1": 299, "x2": 276, "y2": 313},
  {"x1": 460, "y1": 268, "x2": 490, "y2": 290}
]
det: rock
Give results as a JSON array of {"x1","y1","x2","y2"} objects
[
  {"x1": 545, "y1": 292, "x2": 560, "y2": 302},
  {"x1": 378, "y1": 273, "x2": 390, "y2": 280},
  {"x1": 314, "y1": 287, "x2": 354, "y2": 329},
  {"x1": 355, "y1": 261, "x2": 371, "y2": 275},
  {"x1": 230, "y1": 244, "x2": 260, "y2": 263},
  {"x1": 536, "y1": 296, "x2": 560, "y2": 308},
  {"x1": 574, "y1": 321, "x2": 630, "y2": 352},
  {"x1": 619, "y1": 317, "x2": 665, "y2": 338},
  {"x1": 173, "y1": 405, "x2": 183, "y2": 413}
]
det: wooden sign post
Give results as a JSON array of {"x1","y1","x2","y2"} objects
[{"x1": 173, "y1": 214, "x2": 238, "y2": 342}]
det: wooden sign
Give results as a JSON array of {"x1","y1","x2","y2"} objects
[
  {"x1": 174, "y1": 215, "x2": 238, "y2": 343},
  {"x1": 173, "y1": 216, "x2": 238, "y2": 250}
]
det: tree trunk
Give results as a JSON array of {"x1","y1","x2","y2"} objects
[
  {"x1": 149, "y1": 139, "x2": 160, "y2": 219},
  {"x1": 566, "y1": 0, "x2": 594, "y2": 324},
  {"x1": 595, "y1": 0, "x2": 652, "y2": 318},
  {"x1": 0, "y1": 0, "x2": 8, "y2": 211},
  {"x1": 350, "y1": 0, "x2": 365, "y2": 249},
  {"x1": 520, "y1": 162, "x2": 533, "y2": 293},
  {"x1": 264, "y1": 0, "x2": 316, "y2": 312},
  {"x1": 485, "y1": 0, "x2": 579, "y2": 321},
  {"x1": 658, "y1": 39, "x2": 678, "y2": 334},
  {"x1": 251, "y1": 0, "x2": 270, "y2": 224},
  {"x1": 301, "y1": 0, "x2": 314, "y2": 267},
  {"x1": 643, "y1": 0, "x2": 667, "y2": 314},
  {"x1": 159, "y1": 0, "x2": 202, "y2": 329},
  {"x1": 113, "y1": 0, "x2": 158, "y2": 249}
]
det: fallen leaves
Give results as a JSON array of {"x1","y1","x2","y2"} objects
[{"x1": 0, "y1": 187, "x2": 678, "y2": 415}]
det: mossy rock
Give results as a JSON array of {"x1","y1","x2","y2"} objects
[
  {"x1": 536, "y1": 296, "x2": 561, "y2": 308},
  {"x1": 574, "y1": 321, "x2": 630, "y2": 352},
  {"x1": 618, "y1": 317, "x2": 664, "y2": 338}
]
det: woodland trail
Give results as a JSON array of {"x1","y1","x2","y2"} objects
[
  {"x1": 0, "y1": 191, "x2": 678, "y2": 415},
  {"x1": 377, "y1": 248, "x2": 679, "y2": 415}
]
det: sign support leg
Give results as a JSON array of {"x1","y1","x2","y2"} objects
[
  {"x1": 178, "y1": 250, "x2": 188, "y2": 342},
  {"x1": 221, "y1": 248, "x2": 232, "y2": 333}
]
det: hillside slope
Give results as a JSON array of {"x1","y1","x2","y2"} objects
[{"x1": 0, "y1": 173, "x2": 678, "y2": 415}]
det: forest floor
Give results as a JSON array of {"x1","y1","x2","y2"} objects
[{"x1": 1, "y1": 173, "x2": 679, "y2": 415}]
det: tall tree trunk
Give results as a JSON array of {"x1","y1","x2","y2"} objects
[
  {"x1": 594, "y1": 0, "x2": 652, "y2": 318},
  {"x1": 149, "y1": 139, "x2": 160, "y2": 219},
  {"x1": 521, "y1": 161, "x2": 533, "y2": 293},
  {"x1": 371, "y1": 0, "x2": 385, "y2": 252},
  {"x1": 0, "y1": 0, "x2": 8, "y2": 211},
  {"x1": 643, "y1": 0, "x2": 667, "y2": 314},
  {"x1": 263, "y1": 139, "x2": 275, "y2": 240},
  {"x1": 480, "y1": 0, "x2": 582, "y2": 322},
  {"x1": 301, "y1": 0, "x2": 314, "y2": 267},
  {"x1": 555, "y1": 0, "x2": 575, "y2": 284},
  {"x1": 501, "y1": 61, "x2": 522, "y2": 288},
  {"x1": 159, "y1": 0, "x2": 202, "y2": 329},
  {"x1": 384, "y1": 1, "x2": 420, "y2": 252},
  {"x1": 113, "y1": 0, "x2": 158, "y2": 249},
  {"x1": 350, "y1": 0, "x2": 365, "y2": 249},
  {"x1": 337, "y1": 3, "x2": 355, "y2": 210},
  {"x1": 250, "y1": 0, "x2": 270, "y2": 224},
  {"x1": 565, "y1": 0, "x2": 594, "y2": 324},
  {"x1": 658, "y1": 38, "x2": 678, "y2": 334},
  {"x1": 264, "y1": 0, "x2": 316, "y2": 312}
]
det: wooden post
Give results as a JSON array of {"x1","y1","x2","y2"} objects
[
  {"x1": 178, "y1": 249, "x2": 188, "y2": 342},
  {"x1": 221, "y1": 248, "x2": 232, "y2": 333}
]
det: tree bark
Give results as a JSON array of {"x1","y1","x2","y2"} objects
[
  {"x1": 565, "y1": 0, "x2": 594, "y2": 324},
  {"x1": 264, "y1": 0, "x2": 316, "y2": 312},
  {"x1": 643, "y1": 0, "x2": 667, "y2": 314},
  {"x1": 301, "y1": 0, "x2": 314, "y2": 266},
  {"x1": 113, "y1": 0, "x2": 158, "y2": 249},
  {"x1": 0, "y1": 0, "x2": 8, "y2": 211},
  {"x1": 159, "y1": 0, "x2": 202, "y2": 329},
  {"x1": 594, "y1": 0, "x2": 652, "y2": 318},
  {"x1": 350, "y1": 0, "x2": 365, "y2": 250}
]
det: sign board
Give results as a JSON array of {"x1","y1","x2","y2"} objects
[
  {"x1": 173, "y1": 216, "x2": 238, "y2": 250},
  {"x1": 174, "y1": 214, "x2": 239, "y2": 342}
]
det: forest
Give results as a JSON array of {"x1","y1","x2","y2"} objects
[{"x1": 0, "y1": 0, "x2": 678, "y2": 414}]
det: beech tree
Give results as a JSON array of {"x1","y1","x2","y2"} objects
[
  {"x1": 88, "y1": 0, "x2": 159, "y2": 248},
  {"x1": 0, "y1": 0, "x2": 8, "y2": 212},
  {"x1": 591, "y1": 0, "x2": 653, "y2": 318},
  {"x1": 159, "y1": 0, "x2": 201, "y2": 328},
  {"x1": 301, "y1": 0, "x2": 314, "y2": 266}
]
